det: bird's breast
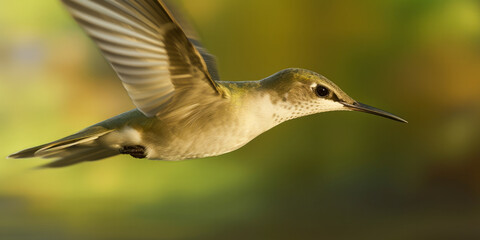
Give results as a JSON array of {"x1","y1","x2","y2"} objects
[
  {"x1": 139, "y1": 95, "x2": 279, "y2": 160},
  {"x1": 141, "y1": 118, "x2": 266, "y2": 160}
]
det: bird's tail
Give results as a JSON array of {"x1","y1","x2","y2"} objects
[{"x1": 8, "y1": 126, "x2": 119, "y2": 168}]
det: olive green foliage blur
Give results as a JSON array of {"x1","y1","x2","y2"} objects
[{"x1": 1, "y1": 0, "x2": 479, "y2": 239}]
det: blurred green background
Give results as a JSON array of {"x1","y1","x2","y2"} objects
[{"x1": 1, "y1": 0, "x2": 480, "y2": 239}]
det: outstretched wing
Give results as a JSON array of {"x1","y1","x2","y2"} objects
[
  {"x1": 61, "y1": 0, "x2": 225, "y2": 117},
  {"x1": 162, "y1": 0, "x2": 221, "y2": 81}
]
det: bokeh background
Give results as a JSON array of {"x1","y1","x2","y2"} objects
[{"x1": 1, "y1": 0, "x2": 480, "y2": 239}]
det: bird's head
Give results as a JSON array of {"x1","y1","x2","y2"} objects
[{"x1": 262, "y1": 68, "x2": 407, "y2": 123}]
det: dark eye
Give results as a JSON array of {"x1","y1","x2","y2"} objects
[{"x1": 315, "y1": 85, "x2": 329, "y2": 97}]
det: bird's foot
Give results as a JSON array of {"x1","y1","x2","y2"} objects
[{"x1": 119, "y1": 145, "x2": 146, "y2": 159}]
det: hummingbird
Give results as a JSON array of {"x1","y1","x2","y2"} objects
[{"x1": 8, "y1": 0, "x2": 407, "y2": 168}]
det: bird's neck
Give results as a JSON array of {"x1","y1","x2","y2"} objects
[{"x1": 218, "y1": 80, "x2": 297, "y2": 131}]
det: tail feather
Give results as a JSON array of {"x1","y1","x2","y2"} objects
[
  {"x1": 8, "y1": 145, "x2": 45, "y2": 159},
  {"x1": 39, "y1": 146, "x2": 119, "y2": 168},
  {"x1": 8, "y1": 126, "x2": 119, "y2": 168}
]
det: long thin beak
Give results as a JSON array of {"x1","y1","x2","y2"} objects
[{"x1": 342, "y1": 102, "x2": 408, "y2": 123}]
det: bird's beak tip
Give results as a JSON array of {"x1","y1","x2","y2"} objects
[{"x1": 342, "y1": 102, "x2": 408, "y2": 123}]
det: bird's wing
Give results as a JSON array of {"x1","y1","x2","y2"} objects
[
  {"x1": 162, "y1": 0, "x2": 221, "y2": 81},
  {"x1": 61, "y1": 0, "x2": 225, "y2": 117}
]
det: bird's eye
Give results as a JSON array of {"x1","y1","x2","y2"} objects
[{"x1": 315, "y1": 85, "x2": 330, "y2": 97}]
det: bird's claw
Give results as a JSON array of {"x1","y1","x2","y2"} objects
[{"x1": 119, "y1": 145, "x2": 146, "y2": 159}]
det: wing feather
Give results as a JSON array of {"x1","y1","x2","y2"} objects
[{"x1": 61, "y1": 0, "x2": 225, "y2": 117}]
